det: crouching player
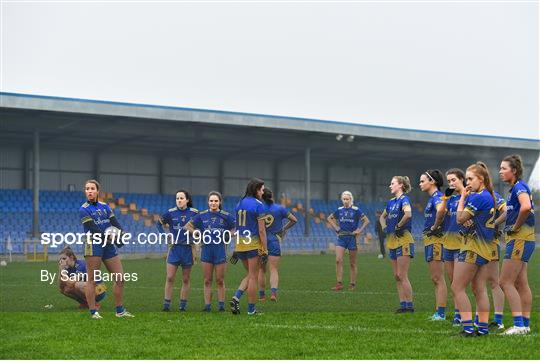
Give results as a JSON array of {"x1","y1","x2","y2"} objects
[{"x1": 58, "y1": 246, "x2": 107, "y2": 308}]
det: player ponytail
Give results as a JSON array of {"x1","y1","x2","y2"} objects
[
  {"x1": 243, "y1": 178, "x2": 265, "y2": 199},
  {"x1": 393, "y1": 176, "x2": 412, "y2": 193},
  {"x1": 502, "y1": 154, "x2": 523, "y2": 180},
  {"x1": 208, "y1": 191, "x2": 223, "y2": 210},
  {"x1": 467, "y1": 162, "x2": 496, "y2": 207},
  {"x1": 424, "y1": 169, "x2": 444, "y2": 190},
  {"x1": 262, "y1": 188, "x2": 274, "y2": 205},
  {"x1": 175, "y1": 189, "x2": 193, "y2": 208}
]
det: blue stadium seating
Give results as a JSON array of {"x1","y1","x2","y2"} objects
[{"x1": 0, "y1": 189, "x2": 426, "y2": 254}]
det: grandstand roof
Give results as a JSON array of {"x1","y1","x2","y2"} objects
[{"x1": 1, "y1": 92, "x2": 539, "y2": 167}]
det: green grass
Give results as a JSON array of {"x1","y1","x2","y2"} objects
[{"x1": 1, "y1": 253, "x2": 539, "y2": 359}]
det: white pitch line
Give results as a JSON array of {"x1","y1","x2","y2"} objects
[{"x1": 253, "y1": 323, "x2": 454, "y2": 335}]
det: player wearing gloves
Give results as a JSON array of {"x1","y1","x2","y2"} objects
[
  {"x1": 185, "y1": 191, "x2": 235, "y2": 312},
  {"x1": 419, "y1": 170, "x2": 446, "y2": 321},
  {"x1": 499, "y1": 154, "x2": 535, "y2": 335},
  {"x1": 258, "y1": 188, "x2": 297, "y2": 301},
  {"x1": 327, "y1": 191, "x2": 369, "y2": 292},
  {"x1": 379, "y1": 176, "x2": 414, "y2": 314},
  {"x1": 229, "y1": 178, "x2": 268, "y2": 315},
  {"x1": 80, "y1": 179, "x2": 133, "y2": 319},
  {"x1": 58, "y1": 246, "x2": 107, "y2": 309}
]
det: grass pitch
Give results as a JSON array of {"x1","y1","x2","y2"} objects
[{"x1": 1, "y1": 252, "x2": 539, "y2": 359}]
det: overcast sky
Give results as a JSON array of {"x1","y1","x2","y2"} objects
[{"x1": 1, "y1": 1, "x2": 539, "y2": 184}]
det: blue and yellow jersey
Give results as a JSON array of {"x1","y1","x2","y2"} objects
[
  {"x1": 263, "y1": 203, "x2": 291, "y2": 240},
  {"x1": 505, "y1": 180, "x2": 535, "y2": 241},
  {"x1": 65, "y1": 259, "x2": 103, "y2": 285},
  {"x1": 423, "y1": 190, "x2": 443, "y2": 246},
  {"x1": 332, "y1": 205, "x2": 366, "y2": 235},
  {"x1": 235, "y1": 197, "x2": 267, "y2": 251},
  {"x1": 443, "y1": 194, "x2": 466, "y2": 250},
  {"x1": 158, "y1": 206, "x2": 198, "y2": 246},
  {"x1": 189, "y1": 209, "x2": 235, "y2": 245},
  {"x1": 384, "y1": 195, "x2": 412, "y2": 234},
  {"x1": 79, "y1": 201, "x2": 114, "y2": 235},
  {"x1": 66, "y1": 259, "x2": 87, "y2": 277},
  {"x1": 492, "y1": 191, "x2": 506, "y2": 245},
  {"x1": 462, "y1": 189, "x2": 496, "y2": 260}
]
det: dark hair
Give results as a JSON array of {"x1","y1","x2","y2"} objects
[
  {"x1": 502, "y1": 154, "x2": 523, "y2": 180},
  {"x1": 424, "y1": 169, "x2": 444, "y2": 189},
  {"x1": 262, "y1": 188, "x2": 274, "y2": 205},
  {"x1": 84, "y1": 179, "x2": 100, "y2": 191},
  {"x1": 467, "y1": 161, "x2": 496, "y2": 207},
  {"x1": 208, "y1": 191, "x2": 223, "y2": 210},
  {"x1": 243, "y1": 178, "x2": 265, "y2": 199},
  {"x1": 59, "y1": 246, "x2": 77, "y2": 261},
  {"x1": 84, "y1": 179, "x2": 101, "y2": 201},
  {"x1": 445, "y1": 168, "x2": 466, "y2": 187},
  {"x1": 175, "y1": 189, "x2": 193, "y2": 208}
]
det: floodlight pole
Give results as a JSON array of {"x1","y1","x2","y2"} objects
[
  {"x1": 304, "y1": 147, "x2": 311, "y2": 237},
  {"x1": 32, "y1": 130, "x2": 40, "y2": 239}
]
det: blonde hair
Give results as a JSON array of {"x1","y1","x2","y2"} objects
[
  {"x1": 341, "y1": 191, "x2": 354, "y2": 203},
  {"x1": 393, "y1": 176, "x2": 412, "y2": 193},
  {"x1": 59, "y1": 246, "x2": 77, "y2": 262}
]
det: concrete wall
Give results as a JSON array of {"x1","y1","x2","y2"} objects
[{"x1": 1, "y1": 146, "x2": 538, "y2": 204}]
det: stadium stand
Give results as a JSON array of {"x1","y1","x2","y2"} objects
[{"x1": 0, "y1": 189, "x2": 426, "y2": 255}]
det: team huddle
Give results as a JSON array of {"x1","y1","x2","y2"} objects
[{"x1": 57, "y1": 154, "x2": 535, "y2": 337}]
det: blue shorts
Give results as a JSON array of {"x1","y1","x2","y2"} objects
[
  {"x1": 442, "y1": 247, "x2": 460, "y2": 262},
  {"x1": 268, "y1": 238, "x2": 281, "y2": 257},
  {"x1": 425, "y1": 243, "x2": 443, "y2": 262},
  {"x1": 458, "y1": 250, "x2": 489, "y2": 266},
  {"x1": 505, "y1": 240, "x2": 535, "y2": 263},
  {"x1": 236, "y1": 249, "x2": 259, "y2": 260},
  {"x1": 336, "y1": 236, "x2": 357, "y2": 251},
  {"x1": 201, "y1": 244, "x2": 227, "y2": 265},
  {"x1": 84, "y1": 242, "x2": 118, "y2": 260},
  {"x1": 389, "y1": 244, "x2": 415, "y2": 260},
  {"x1": 167, "y1": 245, "x2": 193, "y2": 268}
]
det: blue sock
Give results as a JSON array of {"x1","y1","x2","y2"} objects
[
  {"x1": 494, "y1": 313, "x2": 503, "y2": 325},
  {"x1": 477, "y1": 322, "x2": 489, "y2": 335},
  {"x1": 115, "y1": 305, "x2": 125, "y2": 314},
  {"x1": 523, "y1": 317, "x2": 530, "y2": 328},
  {"x1": 259, "y1": 290, "x2": 265, "y2": 298},
  {"x1": 513, "y1": 316, "x2": 524, "y2": 327},
  {"x1": 400, "y1": 301, "x2": 407, "y2": 309},
  {"x1": 218, "y1": 301, "x2": 225, "y2": 310},
  {"x1": 454, "y1": 309, "x2": 461, "y2": 320},
  {"x1": 90, "y1": 309, "x2": 97, "y2": 315},
  {"x1": 248, "y1": 303, "x2": 256, "y2": 313},
  {"x1": 437, "y1": 306, "x2": 446, "y2": 318},
  {"x1": 179, "y1": 299, "x2": 187, "y2": 310},
  {"x1": 271, "y1": 287, "x2": 278, "y2": 295},
  {"x1": 203, "y1": 304, "x2": 211, "y2": 311},
  {"x1": 163, "y1": 299, "x2": 171, "y2": 310},
  {"x1": 406, "y1": 301, "x2": 413, "y2": 309},
  {"x1": 474, "y1": 314, "x2": 479, "y2": 325},
  {"x1": 234, "y1": 289, "x2": 244, "y2": 300},
  {"x1": 462, "y1": 320, "x2": 474, "y2": 333}
]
